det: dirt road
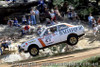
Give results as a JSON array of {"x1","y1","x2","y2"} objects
[{"x1": 0, "y1": 47, "x2": 99, "y2": 67}]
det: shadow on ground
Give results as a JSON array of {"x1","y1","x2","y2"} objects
[{"x1": 85, "y1": 32, "x2": 100, "y2": 44}]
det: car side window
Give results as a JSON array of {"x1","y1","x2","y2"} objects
[
  {"x1": 44, "y1": 27, "x2": 57, "y2": 36},
  {"x1": 50, "y1": 27, "x2": 57, "y2": 33},
  {"x1": 58, "y1": 25, "x2": 69, "y2": 31},
  {"x1": 44, "y1": 29, "x2": 50, "y2": 36}
]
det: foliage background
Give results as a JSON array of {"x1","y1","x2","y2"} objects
[{"x1": 53, "y1": 0, "x2": 99, "y2": 20}]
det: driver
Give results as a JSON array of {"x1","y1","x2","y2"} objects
[
  {"x1": 50, "y1": 27, "x2": 57, "y2": 34},
  {"x1": 44, "y1": 27, "x2": 57, "y2": 36}
]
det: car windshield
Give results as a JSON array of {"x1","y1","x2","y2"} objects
[
  {"x1": 41, "y1": 28, "x2": 45, "y2": 33},
  {"x1": 38, "y1": 27, "x2": 46, "y2": 36}
]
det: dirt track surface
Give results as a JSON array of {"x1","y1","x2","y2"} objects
[{"x1": 0, "y1": 47, "x2": 100, "y2": 67}]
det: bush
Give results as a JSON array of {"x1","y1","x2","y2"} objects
[
  {"x1": 53, "y1": 0, "x2": 64, "y2": 6},
  {"x1": 77, "y1": 7, "x2": 94, "y2": 20}
]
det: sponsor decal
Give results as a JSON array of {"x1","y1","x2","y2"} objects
[
  {"x1": 65, "y1": 24, "x2": 74, "y2": 27},
  {"x1": 38, "y1": 38, "x2": 46, "y2": 47},
  {"x1": 29, "y1": 40, "x2": 36, "y2": 43},
  {"x1": 59, "y1": 26, "x2": 83, "y2": 35}
]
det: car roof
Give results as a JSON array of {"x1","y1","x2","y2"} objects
[{"x1": 46, "y1": 23, "x2": 75, "y2": 29}]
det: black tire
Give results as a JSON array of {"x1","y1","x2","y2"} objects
[
  {"x1": 29, "y1": 46, "x2": 39, "y2": 56},
  {"x1": 67, "y1": 35, "x2": 78, "y2": 46}
]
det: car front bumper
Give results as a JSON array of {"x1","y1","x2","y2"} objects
[{"x1": 18, "y1": 45, "x2": 28, "y2": 53}]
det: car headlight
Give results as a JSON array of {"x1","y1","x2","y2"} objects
[{"x1": 22, "y1": 43, "x2": 28, "y2": 47}]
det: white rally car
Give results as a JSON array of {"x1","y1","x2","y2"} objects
[{"x1": 18, "y1": 23, "x2": 85, "y2": 56}]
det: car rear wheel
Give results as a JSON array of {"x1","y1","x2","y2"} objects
[
  {"x1": 67, "y1": 35, "x2": 78, "y2": 46},
  {"x1": 29, "y1": 46, "x2": 39, "y2": 56}
]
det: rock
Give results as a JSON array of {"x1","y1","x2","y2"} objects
[{"x1": 1, "y1": 53, "x2": 23, "y2": 62}]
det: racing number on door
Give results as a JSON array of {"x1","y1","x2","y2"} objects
[
  {"x1": 45, "y1": 35, "x2": 54, "y2": 45},
  {"x1": 43, "y1": 26, "x2": 57, "y2": 45},
  {"x1": 45, "y1": 35, "x2": 51, "y2": 42}
]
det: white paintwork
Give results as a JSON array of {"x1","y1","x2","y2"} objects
[{"x1": 19, "y1": 23, "x2": 85, "y2": 52}]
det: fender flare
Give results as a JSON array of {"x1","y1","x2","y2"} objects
[
  {"x1": 67, "y1": 33, "x2": 78, "y2": 40},
  {"x1": 28, "y1": 44, "x2": 39, "y2": 52}
]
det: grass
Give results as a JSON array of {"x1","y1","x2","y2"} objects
[
  {"x1": 42, "y1": 55, "x2": 100, "y2": 67},
  {"x1": 66, "y1": 55, "x2": 100, "y2": 67}
]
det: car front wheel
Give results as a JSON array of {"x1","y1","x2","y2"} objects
[{"x1": 29, "y1": 46, "x2": 39, "y2": 56}]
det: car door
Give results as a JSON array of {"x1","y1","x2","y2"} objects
[
  {"x1": 58, "y1": 24, "x2": 69, "y2": 42},
  {"x1": 39, "y1": 26, "x2": 60, "y2": 46}
]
